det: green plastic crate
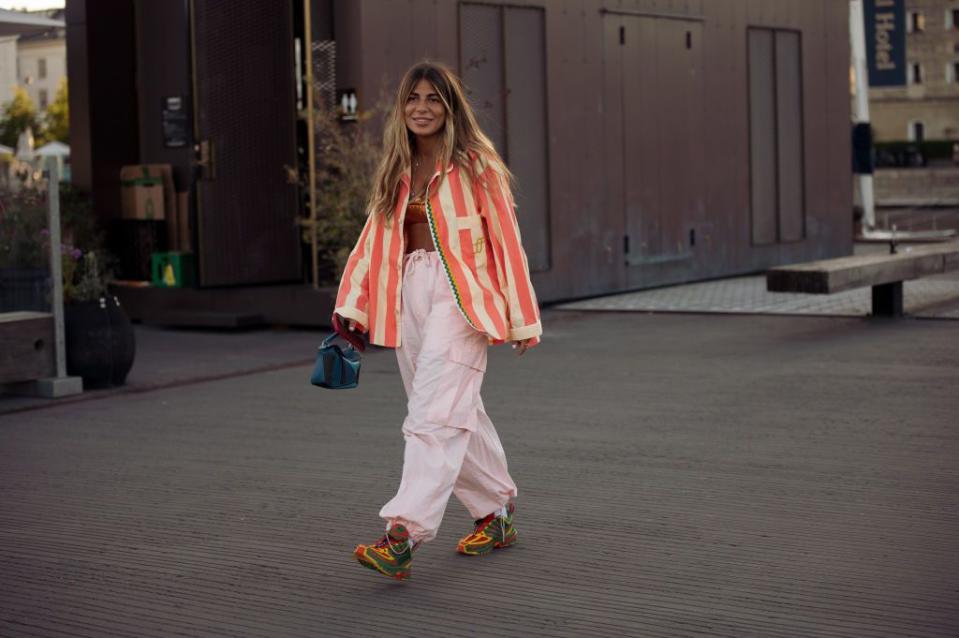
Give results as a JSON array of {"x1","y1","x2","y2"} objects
[{"x1": 151, "y1": 252, "x2": 195, "y2": 288}]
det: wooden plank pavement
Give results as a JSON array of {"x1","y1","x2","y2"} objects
[{"x1": 1, "y1": 311, "x2": 957, "y2": 637}]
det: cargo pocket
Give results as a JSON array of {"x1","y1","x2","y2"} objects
[
  {"x1": 425, "y1": 338, "x2": 488, "y2": 431},
  {"x1": 448, "y1": 338, "x2": 487, "y2": 373}
]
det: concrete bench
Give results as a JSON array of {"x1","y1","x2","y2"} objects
[
  {"x1": 766, "y1": 241, "x2": 959, "y2": 316},
  {"x1": 0, "y1": 311, "x2": 55, "y2": 384}
]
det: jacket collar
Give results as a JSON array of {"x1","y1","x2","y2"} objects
[{"x1": 399, "y1": 160, "x2": 457, "y2": 185}]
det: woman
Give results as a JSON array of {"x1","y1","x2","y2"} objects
[{"x1": 333, "y1": 61, "x2": 542, "y2": 581}]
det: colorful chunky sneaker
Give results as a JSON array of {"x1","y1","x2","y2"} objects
[
  {"x1": 354, "y1": 523, "x2": 414, "y2": 581},
  {"x1": 456, "y1": 502, "x2": 517, "y2": 556}
]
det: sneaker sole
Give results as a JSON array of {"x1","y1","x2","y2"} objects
[
  {"x1": 457, "y1": 538, "x2": 517, "y2": 556},
  {"x1": 354, "y1": 549, "x2": 411, "y2": 581}
]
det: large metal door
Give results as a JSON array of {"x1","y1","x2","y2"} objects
[
  {"x1": 190, "y1": 0, "x2": 301, "y2": 286},
  {"x1": 459, "y1": 3, "x2": 551, "y2": 273},
  {"x1": 612, "y1": 15, "x2": 705, "y2": 272}
]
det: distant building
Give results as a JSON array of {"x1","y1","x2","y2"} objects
[
  {"x1": 0, "y1": 35, "x2": 17, "y2": 101},
  {"x1": 13, "y1": 9, "x2": 66, "y2": 112},
  {"x1": 0, "y1": 8, "x2": 66, "y2": 113},
  {"x1": 870, "y1": 0, "x2": 959, "y2": 142}
]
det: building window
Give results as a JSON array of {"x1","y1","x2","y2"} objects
[
  {"x1": 38, "y1": 58, "x2": 46, "y2": 79},
  {"x1": 38, "y1": 89, "x2": 48, "y2": 109},
  {"x1": 909, "y1": 62, "x2": 923, "y2": 84},
  {"x1": 950, "y1": 9, "x2": 959, "y2": 29},
  {"x1": 948, "y1": 62, "x2": 959, "y2": 83},
  {"x1": 908, "y1": 121, "x2": 925, "y2": 143},
  {"x1": 906, "y1": 11, "x2": 925, "y2": 33}
]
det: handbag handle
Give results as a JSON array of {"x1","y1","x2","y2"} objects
[{"x1": 332, "y1": 314, "x2": 366, "y2": 352}]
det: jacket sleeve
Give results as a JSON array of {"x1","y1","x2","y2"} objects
[
  {"x1": 333, "y1": 212, "x2": 376, "y2": 332},
  {"x1": 476, "y1": 156, "x2": 543, "y2": 346}
]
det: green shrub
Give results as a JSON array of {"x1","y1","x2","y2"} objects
[
  {"x1": 304, "y1": 100, "x2": 384, "y2": 285},
  {"x1": 0, "y1": 187, "x2": 47, "y2": 268}
]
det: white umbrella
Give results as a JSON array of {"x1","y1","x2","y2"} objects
[{"x1": 35, "y1": 141, "x2": 70, "y2": 157}]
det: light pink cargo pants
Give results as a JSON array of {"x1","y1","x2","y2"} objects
[{"x1": 379, "y1": 249, "x2": 518, "y2": 543}]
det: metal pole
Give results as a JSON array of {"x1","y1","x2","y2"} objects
[
  {"x1": 850, "y1": 0, "x2": 877, "y2": 231},
  {"x1": 46, "y1": 158, "x2": 66, "y2": 378}
]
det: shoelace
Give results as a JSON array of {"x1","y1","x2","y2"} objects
[
  {"x1": 377, "y1": 533, "x2": 413, "y2": 555},
  {"x1": 473, "y1": 512, "x2": 507, "y2": 540}
]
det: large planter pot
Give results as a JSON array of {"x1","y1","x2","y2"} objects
[
  {"x1": 65, "y1": 296, "x2": 136, "y2": 388},
  {"x1": 0, "y1": 267, "x2": 50, "y2": 312}
]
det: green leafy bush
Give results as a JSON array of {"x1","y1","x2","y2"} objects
[
  {"x1": 0, "y1": 187, "x2": 47, "y2": 268},
  {"x1": 305, "y1": 101, "x2": 384, "y2": 285}
]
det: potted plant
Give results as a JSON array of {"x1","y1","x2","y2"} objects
[
  {"x1": 55, "y1": 184, "x2": 135, "y2": 388},
  {"x1": 60, "y1": 245, "x2": 136, "y2": 389},
  {"x1": 2, "y1": 182, "x2": 135, "y2": 388}
]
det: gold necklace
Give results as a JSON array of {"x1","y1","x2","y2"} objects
[{"x1": 412, "y1": 154, "x2": 433, "y2": 199}]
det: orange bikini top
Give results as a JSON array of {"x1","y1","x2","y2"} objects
[{"x1": 405, "y1": 195, "x2": 428, "y2": 225}]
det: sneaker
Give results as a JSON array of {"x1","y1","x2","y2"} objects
[
  {"x1": 354, "y1": 523, "x2": 414, "y2": 581},
  {"x1": 456, "y1": 502, "x2": 517, "y2": 556}
]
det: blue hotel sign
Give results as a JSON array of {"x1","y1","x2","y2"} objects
[{"x1": 864, "y1": 0, "x2": 906, "y2": 87}]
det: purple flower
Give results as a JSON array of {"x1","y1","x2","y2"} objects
[{"x1": 59, "y1": 243, "x2": 82, "y2": 260}]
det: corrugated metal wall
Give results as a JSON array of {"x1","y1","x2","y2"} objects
[{"x1": 343, "y1": 0, "x2": 853, "y2": 303}]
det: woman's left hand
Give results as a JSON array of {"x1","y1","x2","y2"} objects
[{"x1": 512, "y1": 339, "x2": 533, "y2": 356}]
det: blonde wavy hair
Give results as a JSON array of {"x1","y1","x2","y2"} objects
[{"x1": 367, "y1": 61, "x2": 511, "y2": 218}]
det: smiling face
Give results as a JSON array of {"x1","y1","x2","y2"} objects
[{"x1": 404, "y1": 78, "x2": 447, "y2": 141}]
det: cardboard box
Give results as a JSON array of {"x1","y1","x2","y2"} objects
[{"x1": 120, "y1": 164, "x2": 175, "y2": 221}]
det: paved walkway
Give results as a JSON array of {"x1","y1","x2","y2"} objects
[
  {"x1": 557, "y1": 244, "x2": 959, "y2": 320},
  {"x1": 2, "y1": 310, "x2": 958, "y2": 637},
  {"x1": 556, "y1": 272, "x2": 959, "y2": 319},
  {"x1": 0, "y1": 325, "x2": 321, "y2": 415}
]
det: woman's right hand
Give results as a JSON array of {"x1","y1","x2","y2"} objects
[
  {"x1": 333, "y1": 313, "x2": 359, "y2": 332},
  {"x1": 332, "y1": 313, "x2": 367, "y2": 351}
]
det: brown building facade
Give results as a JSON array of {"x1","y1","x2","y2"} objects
[{"x1": 67, "y1": 0, "x2": 852, "y2": 323}]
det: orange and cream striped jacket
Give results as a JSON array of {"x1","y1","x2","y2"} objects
[{"x1": 334, "y1": 153, "x2": 542, "y2": 348}]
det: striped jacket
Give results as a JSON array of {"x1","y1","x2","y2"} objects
[{"x1": 334, "y1": 153, "x2": 542, "y2": 348}]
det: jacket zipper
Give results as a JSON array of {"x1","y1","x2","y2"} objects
[{"x1": 422, "y1": 175, "x2": 478, "y2": 330}]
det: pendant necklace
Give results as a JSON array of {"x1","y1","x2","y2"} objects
[{"x1": 412, "y1": 155, "x2": 428, "y2": 200}]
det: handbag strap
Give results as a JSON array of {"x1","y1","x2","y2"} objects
[{"x1": 332, "y1": 314, "x2": 367, "y2": 352}]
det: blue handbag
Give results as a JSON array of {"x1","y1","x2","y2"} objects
[{"x1": 310, "y1": 332, "x2": 362, "y2": 389}]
